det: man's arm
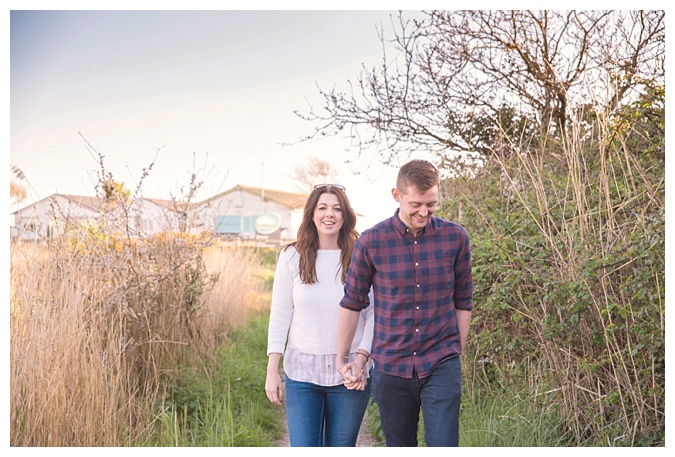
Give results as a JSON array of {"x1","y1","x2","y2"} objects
[
  {"x1": 457, "y1": 309, "x2": 472, "y2": 353},
  {"x1": 454, "y1": 228, "x2": 473, "y2": 354},
  {"x1": 337, "y1": 236, "x2": 374, "y2": 388},
  {"x1": 336, "y1": 307, "x2": 361, "y2": 382}
]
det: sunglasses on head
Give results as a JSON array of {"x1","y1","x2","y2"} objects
[{"x1": 314, "y1": 184, "x2": 346, "y2": 192}]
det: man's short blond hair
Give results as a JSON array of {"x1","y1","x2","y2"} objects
[{"x1": 396, "y1": 159, "x2": 440, "y2": 193}]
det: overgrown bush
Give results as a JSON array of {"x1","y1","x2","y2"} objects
[{"x1": 441, "y1": 85, "x2": 665, "y2": 446}]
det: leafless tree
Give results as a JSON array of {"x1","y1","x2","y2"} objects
[
  {"x1": 298, "y1": 10, "x2": 665, "y2": 167},
  {"x1": 289, "y1": 156, "x2": 341, "y2": 193}
]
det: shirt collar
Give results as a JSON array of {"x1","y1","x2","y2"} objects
[{"x1": 391, "y1": 208, "x2": 430, "y2": 237}]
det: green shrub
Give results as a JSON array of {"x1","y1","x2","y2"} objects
[{"x1": 439, "y1": 86, "x2": 664, "y2": 445}]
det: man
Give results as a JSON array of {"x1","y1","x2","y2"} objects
[{"x1": 337, "y1": 159, "x2": 473, "y2": 447}]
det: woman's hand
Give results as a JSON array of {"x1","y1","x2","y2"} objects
[
  {"x1": 265, "y1": 354, "x2": 284, "y2": 406},
  {"x1": 338, "y1": 352, "x2": 368, "y2": 391}
]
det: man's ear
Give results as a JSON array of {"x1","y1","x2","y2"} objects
[{"x1": 391, "y1": 187, "x2": 401, "y2": 202}]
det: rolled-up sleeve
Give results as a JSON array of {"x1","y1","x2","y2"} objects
[{"x1": 340, "y1": 238, "x2": 373, "y2": 311}]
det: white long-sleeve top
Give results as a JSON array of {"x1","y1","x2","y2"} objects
[{"x1": 267, "y1": 246, "x2": 374, "y2": 386}]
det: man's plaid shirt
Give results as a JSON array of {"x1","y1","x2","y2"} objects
[{"x1": 340, "y1": 210, "x2": 473, "y2": 379}]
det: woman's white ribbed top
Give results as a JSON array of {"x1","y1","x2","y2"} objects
[{"x1": 267, "y1": 246, "x2": 373, "y2": 386}]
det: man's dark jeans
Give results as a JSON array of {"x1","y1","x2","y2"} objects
[{"x1": 372, "y1": 357, "x2": 462, "y2": 447}]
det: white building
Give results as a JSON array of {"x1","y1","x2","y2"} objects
[
  {"x1": 10, "y1": 193, "x2": 190, "y2": 241},
  {"x1": 10, "y1": 185, "x2": 311, "y2": 243},
  {"x1": 136, "y1": 197, "x2": 188, "y2": 235},
  {"x1": 190, "y1": 185, "x2": 308, "y2": 243},
  {"x1": 11, "y1": 194, "x2": 100, "y2": 240}
]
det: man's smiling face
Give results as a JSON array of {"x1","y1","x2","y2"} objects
[{"x1": 392, "y1": 184, "x2": 439, "y2": 235}]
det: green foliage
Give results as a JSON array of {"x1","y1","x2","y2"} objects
[
  {"x1": 439, "y1": 85, "x2": 664, "y2": 445},
  {"x1": 365, "y1": 371, "x2": 567, "y2": 447},
  {"x1": 213, "y1": 314, "x2": 282, "y2": 445},
  {"x1": 365, "y1": 400, "x2": 384, "y2": 445},
  {"x1": 254, "y1": 247, "x2": 281, "y2": 269},
  {"x1": 149, "y1": 313, "x2": 283, "y2": 446},
  {"x1": 460, "y1": 385, "x2": 568, "y2": 447},
  {"x1": 251, "y1": 247, "x2": 280, "y2": 291}
]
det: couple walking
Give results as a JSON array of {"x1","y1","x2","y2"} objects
[{"x1": 265, "y1": 159, "x2": 473, "y2": 447}]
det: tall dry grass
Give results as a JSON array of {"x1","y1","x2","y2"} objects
[
  {"x1": 10, "y1": 232, "x2": 266, "y2": 446},
  {"x1": 10, "y1": 242, "x2": 133, "y2": 446},
  {"x1": 450, "y1": 91, "x2": 664, "y2": 444},
  {"x1": 490, "y1": 113, "x2": 664, "y2": 442},
  {"x1": 194, "y1": 243, "x2": 270, "y2": 348}
]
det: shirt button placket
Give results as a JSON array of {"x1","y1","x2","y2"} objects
[{"x1": 412, "y1": 236, "x2": 421, "y2": 359}]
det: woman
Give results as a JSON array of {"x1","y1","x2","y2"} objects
[{"x1": 265, "y1": 184, "x2": 373, "y2": 447}]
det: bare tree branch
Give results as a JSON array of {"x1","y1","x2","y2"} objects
[{"x1": 296, "y1": 10, "x2": 665, "y2": 167}]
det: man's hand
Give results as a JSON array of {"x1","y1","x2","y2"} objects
[{"x1": 338, "y1": 353, "x2": 368, "y2": 391}]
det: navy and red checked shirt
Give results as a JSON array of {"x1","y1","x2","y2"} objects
[{"x1": 340, "y1": 209, "x2": 473, "y2": 379}]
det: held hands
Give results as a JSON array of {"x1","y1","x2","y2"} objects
[
  {"x1": 337, "y1": 352, "x2": 368, "y2": 391},
  {"x1": 339, "y1": 363, "x2": 366, "y2": 390}
]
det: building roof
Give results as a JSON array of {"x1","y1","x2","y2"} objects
[
  {"x1": 13, "y1": 193, "x2": 188, "y2": 215},
  {"x1": 202, "y1": 184, "x2": 309, "y2": 210},
  {"x1": 56, "y1": 194, "x2": 103, "y2": 211},
  {"x1": 13, "y1": 185, "x2": 308, "y2": 216},
  {"x1": 143, "y1": 197, "x2": 189, "y2": 212}
]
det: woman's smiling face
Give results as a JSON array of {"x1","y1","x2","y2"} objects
[{"x1": 313, "y1": 192, "x2": 343, "y2": 238}]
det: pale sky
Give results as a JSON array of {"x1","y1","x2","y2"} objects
[{"x1": 9, "y1": 3, "x2": 436, "y2": 230}]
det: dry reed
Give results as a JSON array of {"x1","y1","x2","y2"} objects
[
  {"x1": 10, "y1": 233, "x2": 266, "y2": 446},
  {"x1": 463, "y1": 103, "x2": 664, "y2": 444}
]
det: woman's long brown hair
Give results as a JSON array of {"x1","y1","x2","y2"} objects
[{"x1": 286, "y1": 185, "x2": 358, "y2": 284}]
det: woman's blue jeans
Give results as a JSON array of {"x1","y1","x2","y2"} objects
[
  {"x1": 372, "y1": 357, "x2": 462, "y2": 447},
  {"x1": 284, "y1": 375, "x2": 372, "y2": 447}
]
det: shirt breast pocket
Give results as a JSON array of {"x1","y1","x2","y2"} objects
[{"x1": 424, "y1": 252, "x2": 453, "y2": 287}]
